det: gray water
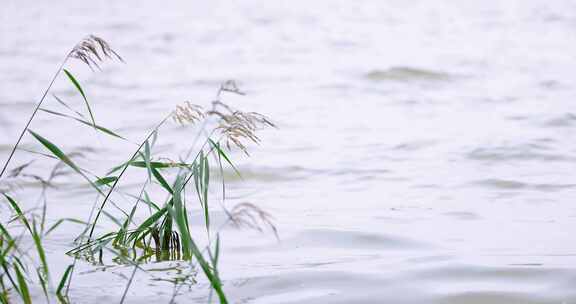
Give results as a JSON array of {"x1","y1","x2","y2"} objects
[{"x1": 2, "y1": 0, "x2": 576, "y2": 303}]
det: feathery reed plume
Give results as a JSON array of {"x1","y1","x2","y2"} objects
[
  {"x1": 0, "y1": 163, "x2": 30, "y2": 193},
  {"x1": 172, "y1": 83, "x2": 275, "y2": 155},
  {"x1": 172, "y1": 102, "x2": 204, "y2": 125},
  {"x1": 0, "y1": 35, "x2": 120, "y2": 179},
  {"x1": 6, "y1": 161, "x2": 34, "y2": 178},
  {"x1": 208, "y1": 103, "x2": 275, "y2": 155},
  {"x1": 68, "y1": 35, "x2": 124, "y2": 70},
  {"x1": 228, "y1": 202, "x2": 278, "y2": 239}
]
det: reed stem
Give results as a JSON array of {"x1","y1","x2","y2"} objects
[{"x1": 0, "y1": 57, "x2": 69, "y2": 178}]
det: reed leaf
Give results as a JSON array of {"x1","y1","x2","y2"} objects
[
  {"x1": 127, "y1": 207, "x2": 167, "y2": 244},
  {"x1": 31, "y1": 223, "x2": 49, "y2": 280},
  {"x1": 144, "y1": 141, "x2": 152, "y2": 180},
  {"x1": 151, "y1": 167, "x2": 173, "y2": 194},
  {"x1": 56, "y1": 265, "x2": 74, "y2": 295},
  {"x1": 170, "y1": 174, "x2": 190, "y2": 258},
  {"x1": 208, "y1": 139, "x2": 240, "y2": 177},
  {"x1": 39, "y1": 108, "x2": 125, "y2": 140},
  {"x1": 95, "y1": 176, "x2": 118, "y2": 186},
  {"x1": 36, "y1": 268, "x2": 48, "y2": 302},
  {"x1": 27, "y1": 130, "x2": 80, "y2": 173},
  {"x1": 14, "y1": 264, "x2": 30, "y2": 304},
  {"x1": 45, "y1": 218, "x2": 87, "y2": 236},
  {"x1": 3, "y1": 194, "x2": 31, "y2": 233},
  {"x1": 63, "y1": 69, "x2": 96, "y2": 129}
]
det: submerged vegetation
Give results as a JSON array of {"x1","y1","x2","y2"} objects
[{"x1": 0, "y1": 35, "x2": 276, "y2": 303}]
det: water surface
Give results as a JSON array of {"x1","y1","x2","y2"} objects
[{"x1": 2, "y1": 0, "x2": 576, "y2": 303}]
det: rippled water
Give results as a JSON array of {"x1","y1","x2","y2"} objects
[{"x1": 2, "y1": 0, "x2": 576, "y2": 303}]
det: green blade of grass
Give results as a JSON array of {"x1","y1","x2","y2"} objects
[
  {"x1": 106, "y1": 160, "x2": 190, "y2": 175},
  {"x1": 0, "y1": 223, "x2": 14, "y2": 243},
  {"x1": 127, "y1": 207, "x2": 167, "y2": 243},
  {"x1": 3, "y1": 194, "x2": 31, "y2": 233},
  {"x1": 203, "y1": 155, "x2": 210, "y2": 233},
  {"x1": 169, "y1": 170, "x2": 228, "y2": 303},
  {"x1": 130, "y1": 161, "x2": 188, "y2": 169},
  {"x1": 0, "y1": 263, "x2": 19, "y2": 298},
  {"x1": 88, "y1": 115, "x2": 172, "y2": 241},
  {"x1": 14, "y1": 264, "x2": 31, "y2": 304},
  {"x1": 52, "y1": 94, "x2": 86, "y2": 119},
  {"x1": 186, "y1": 232, "x2": 228, "y2": 304},
  {"x1": 63, "y1": 69, "x2": 96, "y2": 129},
  {"x1": 193, "y1": 161, "x2": 201, "y2": 206},
  {"x1": 170, "y1": 174, "x2": 190, "y2": 258},
  {"x1": 36, "y1": 268, "x2": 48, "y2": 302},
  {"x1": 151, "y1": 167, "x2": 173, "y2": 194},
  {"x1": 210, "y1": 234, "x2": 221, "y2": 269},
  {"x1": 144, "y1": 141, "x2": 152, "y2": 180},
  {"x1": 0, "y1": 291, "x2": 9, "y2": 304},
  {"x1": 56, "y1": 265, "x2": 74, "y2": 295},
  {"x1": 208, "y1": 138, "x2": 241, "y2": 177},
  {"x1": 27, "y1": 130, "x2": 111, "y2": 202},
  {"x1": 31, "y1": 223, "x2": 49, "y2": 279},
  {"x1": 142, "y1": 192, "x2": 161, "y2": 211},
  {"x1": 39, "y1": 108, "x2": 125, "y2": 140},
  {"x1": 27, "y1": 130, "x2": 80, "y2": 173},
  {"x1": 95, "y1": 176, "x2": 118, "y2": 186},
  {"x1": 45, "y1": 218, "x2": 87, "y2": 236}
]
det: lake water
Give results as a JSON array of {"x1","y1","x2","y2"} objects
[{"x1": 2, "y1": 0, "x2": 576, "y2": 303}]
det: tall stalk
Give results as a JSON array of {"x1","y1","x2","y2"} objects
[
  {"x1": 0, "y1": 58, "x2": 68, "y2": 178},
  {"x1": 0, "y1": 35, "x2": 122, "y2": 179}
]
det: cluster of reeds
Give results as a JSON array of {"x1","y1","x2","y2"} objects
[{"x1": 0, "y1": 35, "x2": 276, "y2": 303}]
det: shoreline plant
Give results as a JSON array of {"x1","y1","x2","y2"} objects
[{"x1": 0, "y1": 35, "x2": 276, "y2": 303}]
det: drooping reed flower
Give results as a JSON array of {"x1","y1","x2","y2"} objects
[
  {"x1": 209, "y1": 105, "x2": 275, "y2": 155},
  {"x1": 171, "y1": 80, "x2": 275, "y2": 155},
  {"x1": 172, "y1": 102, "x2": 204, "y2": 125},
  {"x1": 228, "y1": 202, "x2": 278, "y2": 239},
  {"x1": 68, "y1": 35, "x2": 124, "y2": 70}
]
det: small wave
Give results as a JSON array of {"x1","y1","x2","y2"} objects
[
  {"x1": 442, "y1": 211, "x2": 481, "y2": 221},
  {"x1": 471, "y1": 179, "x2": 576, "y2": 192},
  {"x1": 365, "y1": 66, "x2": 453, "y2": 82},
  {"x1": 226, "y1": 271, "x2": 396, "y2": 304},
  {"x1": 329, "y1": 168, "x2": 390, "y2": 177},
  {"x1": 467, "y1": 145, "x2": 574, "y2": 162},
  {"x1": 391, "y1": 140, "x2": 437, "y2": 151},
  {"x1": 278, "y1": 228, "x2": 430, "y2": 250},
  {"x1": 437, "y1": 291, "x2": 552, "y2": 304},
  {"x1": 215, "y1": 165, "x2": 318, "y2": 182},
  {"x1": 251, "y1": 289, "x2": 338, "y2": 304},
  {"x1": 542, "y1": 113, "x2": 576, "y2": 127}
]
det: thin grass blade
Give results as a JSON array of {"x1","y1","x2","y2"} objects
[
  {"x1": 27, "y1": 130, "x2": 80, "y2": 173},
  {"x1": 56, "y1": 265, "x2": 74, "y2": 295},
  {"x1": 63, "y1": 69, "x2": 97, "y2": 129}
]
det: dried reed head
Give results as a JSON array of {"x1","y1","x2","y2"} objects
[
  {"x1": 210, "y1": 105, "x2": 275, "y2": 155},
  {"x1": 173, "y1": 80, "x2": 275, "y2": 155},
  {"x1": 228, "y1": 202, "x2": 278, "y2": 239},
  {"x1": 172, "y1": 102, "x2": 204, "y2": 125},
  {"x1": 0, "y1": 161, "x2": 48, "y2": 191},
  {"x1": 2, "y1": 151, "x2": 86, "y2": 191},
  {"x1": 6, "y1": 161, "x2": 34, "y2": 178},
  {"x1": 68, "y1": 35, "x2": 123, "y2": 70},
  {"x1": 0, "y1": 161, "x2": 33, "y2": 193}
]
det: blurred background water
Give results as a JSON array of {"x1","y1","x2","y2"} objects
[{"x1": 2, "y1": 0, "x2": 576, "y2": 303}]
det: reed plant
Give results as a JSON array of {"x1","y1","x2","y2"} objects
[{"x1": 0, "y1": 35, "x2": 276, "y2": 303}]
